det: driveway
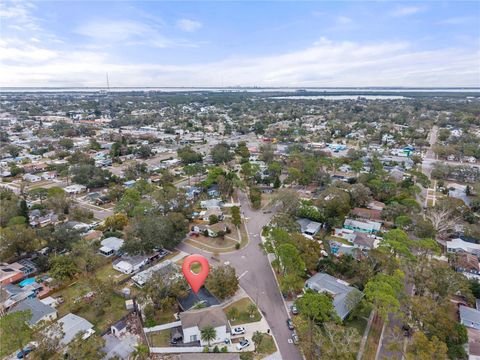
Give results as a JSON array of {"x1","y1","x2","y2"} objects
[
  {"x1": 178, "y1": 190, "x2": 302, "y2": 360},
  {"x1": 102, "y1": 333, "x2": 138, "y2": 359}
]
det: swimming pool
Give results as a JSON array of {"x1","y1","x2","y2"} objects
[{"x1": 19, "y1": 277, "x2": 35, "y2": 287}]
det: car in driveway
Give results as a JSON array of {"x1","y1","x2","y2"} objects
[
  {"x1": 231, "y1": 326, "x2": 246, "y2": 335},
  {"x1": 292, "y1": 332, "x2": 299, "y2": 345},
  {"x1": 236, "y1": 339, "x2": 250, "y2": 350},
  {"x1": 287, "y1": 318, "x2": 294, "y2": 330},
  {"x1": 17, "y1": 343, "x2": 37, "y2": 359},
  {"x1": 291, "y1": 305, "x2": 299, "y2": 315}
]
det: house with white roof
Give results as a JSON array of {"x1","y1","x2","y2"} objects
[
  {"x1": 99, "y1": 237, "x2": 124, "y2": 257},
  {"x1": 447, "y1": 238, "x2": 480, "y2": 257},
  {"x1": 57, "y1": 313, "x2": 95, "y2": 345}
]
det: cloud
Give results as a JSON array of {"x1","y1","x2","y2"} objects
[
  {"x1": 440, "y1": 16, "x2": 474, "y2": 25},
  {"x1": 390, "y1": 6, "x2": 424, "y2": 17},
  {"x1": 176, "y1": 18, "x2": 202, "y2": 32},
  {"x1": 1, "y1": 37, "x2": 478, "y2": 87},
  {"x1": 336, "y1": 16, "x2": 352, "y2": 25}
]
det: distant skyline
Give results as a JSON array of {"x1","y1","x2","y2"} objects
[{"x1": 1, "y1": 1, "x2": 479, "y2": 87}]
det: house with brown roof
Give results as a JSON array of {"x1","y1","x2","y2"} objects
[{"x1": 179, "y1": 306, "x2": 230, "y2": 346}]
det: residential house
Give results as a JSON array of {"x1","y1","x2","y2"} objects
[
  {"x1": 447, "y1": 238, "x2": 480, "y2": 257},
  {"x1": 304, "y1": 273, "x2": 363, "y2": 320},
  {"x1": 351, "y1": 208, "x2": 383, "y2": 222},
  {"x1": 64, "y1": 184, "x2": 87, "y2": 195},
  {"x1": 455, "y1": 253, "x2": 480, "y2": 277},
  {"x1": 9, "y1": 298, "x2": 57, "y2": 326},
  {"x1": 40, "y1": 171, "x2": 57, "y2": 180},
  {"x1": 82, "y1": 230, "x2": 103, "y2": 243},
  {"x1": 200, "y1": 199, "x2": 223, "y2": 209},
  {"x1": 199, "y1": 208, "x2": 224, "y2": 222},
  {"x1": 333, "y1": 228, "x2": 381, "y2": 251},
  {"x1": 179, "y1": 306, "x2": 230, "y2": 346},
  {"x1": 132, "y1": 260, "x2": 179, "y2": 287},
  {"x1": 191, "y1": 223, "x2": 227, "y2": 238},
  {"x1": 23, "y1": 173, "x2": 41, "y2": 182},
  {"x1": 460, "y1": 305, "x2": 480, "y2": 330},
  {"x1": 99, "y1": 237, "x2": 124, "y2": 257},
  {"x1": 297, "y1": 218, "x2": 322, "y2": 237},
  {"x1": 57, "y1": 313, "x2": 95, "y2": 345},
  {"x1": 0, "y1": 262, "x2": 26, "y2": 285},
  {"x1": 343, "y1": 218, "x2": 381, "y2": 234},
  {"x1": 113, "y1": 255, "x2": 148, "y2": 275},
  {"x1": 367, "y1": 201, "x2": 386, "y2": 211}
]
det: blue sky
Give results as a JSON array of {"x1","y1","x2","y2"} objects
[{"x1": 0, "y1": 1, "x2": 479, "y2": 87}]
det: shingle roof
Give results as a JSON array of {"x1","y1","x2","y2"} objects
[
  {"x1": 58, "y1": 313, "x2": 94, "y2": 345},
  {"x1": 9, "y1": 298, "x2": 56, "y2": 325},
  {"x1": 460, "y1": 305, "x2": 480, "y2": 326},
  {"x1": 180, "y1": 306, "x2": 228, "y2": 329},
  {"x1": 305, "y1": 273, "x2": 363, "y2": 320}
]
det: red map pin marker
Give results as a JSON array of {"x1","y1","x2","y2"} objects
[{"x1": 182, "y1": 254, "x2": 209, "y2": 294}]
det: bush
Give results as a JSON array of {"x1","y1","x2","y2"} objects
[
  {"x1": 221, "y1": 346, "x2": 228, "y2": 352},
  {"x1": 213, "y1": 345, "x2": 219, "y2": 353},
  {"x1": 235, "y1": 243, "x2": 240, "y2": 250}
]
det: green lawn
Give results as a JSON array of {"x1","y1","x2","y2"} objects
[
  {"x1": 147, "y1": 329, "x2": 171, "y2": 347},
  {"x1": 153, "y1": 306, "x2": 177, "y2": 325},
  {"x1": 256, "y1": 334, "x2": 277, "y2": 356},
  {"x1": 224, "y1": 297, "x2": 262, "y2": 326},
  {"x1": 95, "y1": 262, "x2": 130, "y2": 283},
  {"x1": 55, "y1": 281, "x2": 129, "y2": 332}
]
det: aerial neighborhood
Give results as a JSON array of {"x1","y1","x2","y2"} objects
[{"x1": 1, "y1": 89, "x2": 480, "y2": 360}]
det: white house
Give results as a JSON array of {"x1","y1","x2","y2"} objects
[
  {"x1": 40, "y1": 171, "x2": 57, "y2": 180},
  {"x1": 99, "y1": 237, "x2": 124, "y2": 257},
  {"x1": 446, "y1": 238, "x2": 480, "y2": 257},
  {"x1": 64, "y1": 184, "x2": 87, "y2": 195},
  {"x1": 57, "y1": 313, "x2": 95, "y2": 345},
  {"x1": 113, "y1": 255, "x2": 148, "y2": 274},
  {"x1": 23, "y1": 173, "x2": 41, "y2": 183},
  {"x1": 179, "y1": 306, "x2": 230, "y2": 346}
]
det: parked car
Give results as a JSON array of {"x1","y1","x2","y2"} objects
[
  {"x1": 231, "y1": 326, "x2": 246, "y2": 335},
  {"x1": 236, "y1": 339, "x2": 250, "y2": 350},
  {"x1": 292, "y1": 332, "x2": 299, "y2": 345},
  {"x1": 287, "y1": 318, "x2": 294, "y2": 330},
  {"x1": 291, "y1": 305, "x2": 299, "y2": 315},
  {"x1": 17, "y1": 343, "x2": 37, "y2": 359}
]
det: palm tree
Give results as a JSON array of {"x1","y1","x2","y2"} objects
[
  {"x1": 201, "y1": 325, "x2": 217, "y2": 347},
  {"x1": 252, "y1": 331, "x2": 264, "y2": 352},
  {"x1": 131, "y1": 344, "x2": 149, "y2": 360},
  {"x1": 227, "y1": 307, "x2": 239, "y2": 322},
  {"x1": 247, "y1": 303, "x2": 257, "y2": 318}
]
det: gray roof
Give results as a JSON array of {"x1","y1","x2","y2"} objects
[
  {"x1": 180, "y1": 306, "x2": 228, "y2": 329},
  {"x1": 305, "y1": 273, "x2": 363, "y2": 320},
  {"x1": 58, "y1": 313, "x2": 94, "y2": 345},
  {"x1": 297, "y1": 218, "x2": 322, "y2": 235},
  {"x1": 460, "y1": 305, "x2": 480, "y2": 326},
  {"x1": 100, "y1": 237, "x2": 124, "y2": 251},
  {"x1": 9, "y1": 298, "x2": 57, "y2": 325}
]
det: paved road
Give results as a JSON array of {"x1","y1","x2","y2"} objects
[{"x1": 178, "y1": 190, "x2": 302, "y2": 360}]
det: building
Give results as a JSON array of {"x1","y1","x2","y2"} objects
[
  {"x1": 0, "y1": 262, "x2": 26, "y2": 285},
  {"x1": 343, "y1": 218, "x2": 381, "y2": 234},
  {"x1": 460, "y1": 305, "x2": 480, "y2": 330},
  {"x1": 23, "y1": 173, "x2": 41, "y2": 182},
  {"x1": 57, "y1": 313, "x2": 95, "y2": 345},
  {"x1": 99, "y1": 237, "x2": 124, "y2": 257},
  {"x1": 297, "y1": 218, "x2": 322, "y2": 237},
  {"x1": 9, "y1": 298, "x2": 57, "y2": 326},
  {"x1": 132, "y1": 260, "x2": 178, "y2": 287},
  {"x1": 113, "y1": 255, "x2": 148, "y2": 275},
  {"x1": 179, "y1": 306, "x2": 230, "y2": 346},
  {"x1": 64, "y1": 184, "x2": 87, "y2": 195},
  {"x1": 447, "y1": 238, "x2": 480, "y2": 257},
  {"x1": 111, "y1": 319, "x2": 127, "y2": 338},
  {"x1": 333, "y1": 228, "x2": 381, "y2": 251},
  {"x1": 304, "y1": 273, "x2": 363, "y2": 320}
]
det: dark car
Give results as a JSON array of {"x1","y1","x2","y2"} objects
[
  {"x1": 287, "y1": 318, "x2": 294, "y2": 330},
  {"x1": 17, "y1": 346, "x2": 34, "y2": 359}
]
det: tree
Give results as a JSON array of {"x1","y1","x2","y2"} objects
[
  {"x1": 67, "y1": 333, "x2": 106, "y2": 359},
  {"x1": 277, "y1": 243, "x2": 305, "y2": 276},
  {"x1": 205, "y1": 265, "x2": 239, "y2": 300},
  {"x1": 211, "y1": 142, "x2": 233, "y2": 164},
  {"x1": 115, "y1": 189, "x2": 141, "y2": 216},
  {"x1": 136, "y1": 145, "x2": 152, "y2": 159},
  {"x1": 131, "y1": 344, "x2": 150, "y2": 360},
  {"x1": 227, "y1": 307, "x2": 239, "y2": 321},
  {"x1": 0, "y1": 224, "x2": 36, "y2": 260},
  {"x1": 364, "y1": 270, "x2": 404, "y2": 318},
  {"x1": 31, "y1": 322, "x2": 64, "y2": 360},
  {"x1": 201, "y1": 325, "x2": 217, "y2": 347},
  {"x1": 49, "y1": 255, "x2": 78, "y2": 282},
  {"x1": 425, "y1": 200, "x2": 462, "y2": 238},
  {"x1": 296, "y1": 290, "x2": 337, "y2": 323},
  {"x1": 252, "y1": 331, "x2": 264, "y2": 352},
  {"x1": 48, "y1": 226, "x2": 82, "y2": 252},
  {"x1": 318, "y1": 322, "x2": 361, "y2": 360},
  {"x1": 178, "y1": 146, "x2": 203, "y2": 164},
  {"x1": 29, "y1": 187, "x2": 49, "y2": 204},
  {"x1": 0, "y1": 310, "x2": 33, "y2": 354},
  {"x1": 247, "y1": 303, "x2": 258, "y2": 318},
  {"x1": 259, "y1": 144, "x2": 275, "y2": 164},
  {"x1": 103, "y1": 213, "x2": 129, "y2": 231},
  {"x1": 274, "y1": 189, "x2": 300, "y2": 215},
  {"x1": 141, "y1": 273, "x2": 188, "y2": 311},
  {"x1": 406, "y1": 332, "x2": 448, "y2": 360},
  {"x1": 231, "y1": 206, "x2": 241, "y2": 227}
]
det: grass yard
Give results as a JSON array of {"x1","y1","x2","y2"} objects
[
  {"x1": 223, "y1": 297, "x2": 262, "y2": 326},
  {"x1": 362, "y1": 312, "x2": 384, "y2": 360},
  {"x1": 54, "y1": 280, "x2": 129, "y2": 332},
  {"x1": 255, "y1": 334, "x2": 277, "y2": 357},
  {"x1": 147, "y1": 329, "x2": 171, "y2": 347},
  {"x1": 95, "y1": 262, "x2": 130, "y2": 283}
]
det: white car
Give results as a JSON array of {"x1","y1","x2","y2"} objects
[
  {"x1": 231, "y1": 326, "x2": 246, "y2": 335},
  {"x1": 236, "y1": 339, "x2": 250, "y2": 350}
]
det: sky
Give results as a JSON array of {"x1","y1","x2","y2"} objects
[{"x1": 0, "y1": 0, "x2": 479, "y2": 88}]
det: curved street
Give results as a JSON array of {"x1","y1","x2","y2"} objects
[{"x1": 178, "y1": 190, "x2": 302, "y2": 360}]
